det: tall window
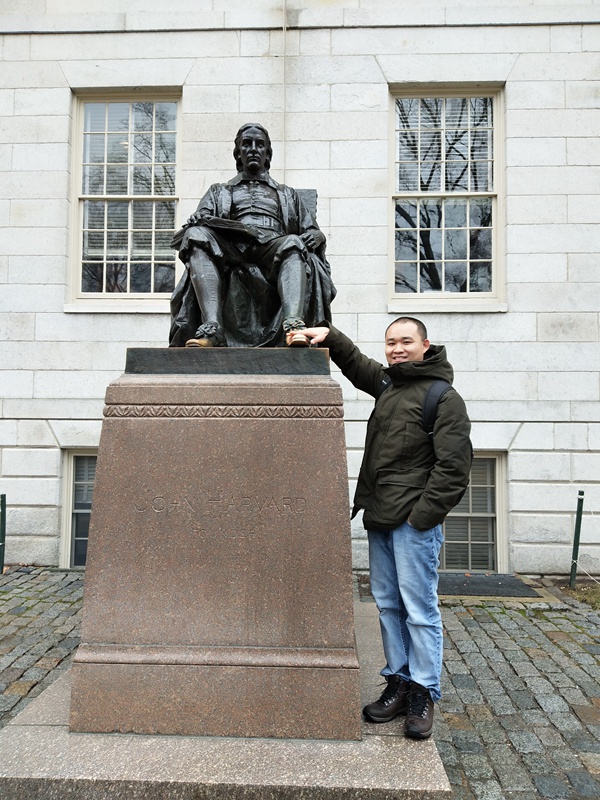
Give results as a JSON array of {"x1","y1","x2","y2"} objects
[
  {"x1": 392, "y1": 91, "x2": 502, "y2": 308},
  {"x1": 441, "y1": 457, "x2": 498, "y2": 572},
  {"x1": 76, "y1": 98, "x2": 178, "y2": 299}
]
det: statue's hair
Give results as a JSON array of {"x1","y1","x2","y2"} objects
[
  {"x1": 233, "y1": 123, "x2": 272, "y2": 172},
  {"x1": 385, "y1": 316, "x2": 428, "y2": 341}
]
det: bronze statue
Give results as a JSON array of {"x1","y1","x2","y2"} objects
[{"x1": 169, "y1": 123, "x2": 336, "y2": 348}]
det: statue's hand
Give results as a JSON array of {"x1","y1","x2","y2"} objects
[
  {"x1": 301, "y1": 230, "x2": 322, "y2": 251},
  {"x1": 186, "y1": 210, "x2": 210, "y2": 226}
]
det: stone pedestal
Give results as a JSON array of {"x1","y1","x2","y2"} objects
[{"x1": 69, "y1": 349, "x2": 361, "y2": 740}]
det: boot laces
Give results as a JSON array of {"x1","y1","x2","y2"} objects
[
  {"x1": 408, "y1": 688, "x2": 430, "y2": 718},
  {"x1": 379, "y1": 679, "x2": 403, "y2": 706}
]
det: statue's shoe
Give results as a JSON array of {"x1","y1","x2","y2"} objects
[
  {"x1": 285, "y1": 331, "x2": 310, "y2": 347},
  {"x1": 185, "y1": 323, "x2": 226, "y2": 348}
]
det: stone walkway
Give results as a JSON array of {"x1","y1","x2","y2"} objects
[{"x1": 1, "y1": 567, "x2": 600, "y2": 799}]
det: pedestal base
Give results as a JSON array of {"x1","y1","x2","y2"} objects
[{"x1": 69, "y1": 350, "x2": 361, "y2": 740}]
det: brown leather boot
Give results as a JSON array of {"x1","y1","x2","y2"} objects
[
  {"x1": 404, "y1": 681, "x2": 434, "y2": 739},
  {"x1": 362, "y1": 675, "x2": 409, "y2": 723}
]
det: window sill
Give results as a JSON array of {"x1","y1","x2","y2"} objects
[
  {"x1": 64, "y1": 300, "x2": 171, "y2": 314},
  {"x1": 388, "y1": 298, "x2": 507, "y2": 314}
]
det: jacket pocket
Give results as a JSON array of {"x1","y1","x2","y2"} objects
[
  {"x1": 377, "y1": 469, "x2": 429, "y2": 489},
  {"x1": 370, "y1": 469, "x2": 429, "y2": 526}
]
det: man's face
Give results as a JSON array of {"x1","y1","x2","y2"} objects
[
  {"x1": 385, "y1": 321, "x2": 430, "y2": 365},
  {"x1": 238, "y1": 127, "x2": 268, "y2": 174}
]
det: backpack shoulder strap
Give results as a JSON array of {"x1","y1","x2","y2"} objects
[
  {"x1": 374, "y1": 373, "x2": 392, "y2": 401},
  {"x1": 422, "y1": 379, "x2": 452, "y2": 435}
]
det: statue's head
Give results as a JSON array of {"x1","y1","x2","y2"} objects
[{"x1": 233, "y1": 123, "x2": 272, "y2": 172}]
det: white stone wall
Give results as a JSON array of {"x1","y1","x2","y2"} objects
[{"x1": 1, "y1": 2, "x2": 599, "y2": 574}]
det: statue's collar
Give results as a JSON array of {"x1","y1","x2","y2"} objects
[{"x1": 230, "y1": 170, "x2": 276, "y2": 186}]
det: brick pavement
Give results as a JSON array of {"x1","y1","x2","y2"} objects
[{"x1": 1, "y1": 567, "x2": 600, "y2": 799}]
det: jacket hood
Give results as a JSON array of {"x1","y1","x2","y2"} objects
[{"x1": 384, "y1": 343, "x2": 454, "y2": 384}]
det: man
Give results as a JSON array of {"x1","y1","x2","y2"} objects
[
  {"x1": 169, "y1": 123, "x2": 335, "y2": 348},
  {"x1": 300, "y1": 318, "x2": 472, "y2": 739}
]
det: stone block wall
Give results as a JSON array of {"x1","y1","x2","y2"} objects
[{"x1": 1, "y1": 0, "x2": 599, "y2": 573}]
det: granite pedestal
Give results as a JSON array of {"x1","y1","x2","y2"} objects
[{"x1": 69, "y1": 349, "x2": 361, "y2": 741}]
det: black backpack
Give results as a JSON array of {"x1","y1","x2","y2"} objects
[{"x1": 374, "y1": 375, "x2": 452, "y2": 437}]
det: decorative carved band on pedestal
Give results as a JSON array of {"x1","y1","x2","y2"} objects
[{"x1": 104, "y1": 404, "x2": 344, "y2": 419}]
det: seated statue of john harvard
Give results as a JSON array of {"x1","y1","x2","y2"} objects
[{"x1": 169, "y1": 123, "x2": 336, "y2": 348}]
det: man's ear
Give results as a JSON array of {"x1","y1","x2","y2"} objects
[{"x1": 423, "y1": 338, "x2": 431, "y2": 352}]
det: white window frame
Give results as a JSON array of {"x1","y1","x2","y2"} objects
[
  {"x1": 59, "y1": 450, "x2": 98, "y2": 569},
  {"x1": 388, "y1": 85, "x2": 506, "y2": 314},
  {"x1": 66, "y1": 91, "x2": 182, "y2": 314}
]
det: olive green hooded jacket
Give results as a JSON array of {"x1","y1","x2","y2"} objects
[{"x1": 324, "y1": 325, "x2": 472, "y2": 532}]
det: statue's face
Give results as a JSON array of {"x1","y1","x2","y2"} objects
[{"x1": 238, "y1": 126, "x2": 268, "y2": 174}]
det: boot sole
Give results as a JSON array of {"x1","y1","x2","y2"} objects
[
  {"x1": 404, "y1": 726, "x2": 433, "y2": 739},
  {"x1": 362, "y1": 709, "x2": 407, "y2": 723}
]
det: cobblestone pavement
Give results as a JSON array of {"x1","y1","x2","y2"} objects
[{"x1": 1, "y1": 567, "x2": 600, "y2": 799}]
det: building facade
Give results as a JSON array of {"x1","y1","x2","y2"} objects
[{"x1": 1, "y1": 0, "x2": 599, "y2": 576}]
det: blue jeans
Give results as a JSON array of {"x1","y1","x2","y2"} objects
[{"x1": 367, "y1": 521, "x2": 444, "y2": 702}]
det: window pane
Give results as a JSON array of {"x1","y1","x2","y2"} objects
[
  {"x1": 420, "y1": 261, "x2": 442, "y2": 291},
  {"x1": 82, "y1": 231, "x2": 104, "y2": 260},
  {"x1": 445, "y1": 130, "x2": 468, "y2": 161},
  {"x1": 132, "y1": 231, "x2": 152, "y2": 258},
  {"x1": 155, "y1": 102, "x2": 177, "y2": 130},
  {"x1": 83, "y1": 165, "x2": 104, "y2": 195},
  {"x1": 132, "y1": 102, "x2": 153, "y2": 131},
  {"x1": 445, "y1": 199, "x2": 467, "y2": 227},
  {"x1": 445, "y1": 544, "x2": 469, "y2": 570},
  {"x1": 420, "y1": 229, "x2": 442, "y2": 261},
  {"x1": 446, "y1": 161, "x2": 469, "y2": 192},
  {"x1": 445, "y1": 261, "x2": 467, "y2": 292},
  {"x1": 155, "y1": 133, "x2": 176, "y2": 163},
  {"x1": 396, "y1": 98, "x2": 418, "y2": 129},
  {"x1": 106, "y1": 165, "x2": 128, "y2": 194},
  {"x1": 154, "y1": 264, "x2": 175, "y2": 292},
  {"x1": 470, "y1": 262, "x2": 492, "y2": 292},
  {"x1": 107, "y1": 133, "x2": 129, "y2": 164},
  {"x1": 395, "y1": 229, "x2": 418, "y2": 260},
  {"x1": 420, "y1": 131, "x2": 441, "y2": 162},
  {"x1": 396, "y1": 201, "x2": 417, "y2": 229},
  {"x1": 84, "y1": 103, "x2": 105, "y2": 132},
  {"x1": 445, "y1": 97, "x2": 469, "y2": 128},
  {"x1": 155, "y1": 231, "x2": 174, "y2": 258},
  {"x1": 83, "y1": 201, "x2": 105, "y2": 230},
  {"x1": 155, "y1": 201, "x2": 176, "y2": 230},
  {"x1": 154, "y1": 165, "x2": 175, "y2": 193},
  {"x1": 420, "y1": 98, "x2": 442, "y2": 128},
  {"x1": 133, "y1": 165, "x2": 152, "y2": 194},
  {"x1": 83, "y1": 134, "x2": 105, "y2": 163},
  {"x1": 133, "y1": 201, "x2": 154, "y2": 229},
  {"x1": 398, "y1": 162, "x2": 418, "y2": 191},
  {"x1": 73, "y1": 539, "x2": 88, "y2": 568},
  {"x1": 420, "y1": 162, "x2": 441, "y2": 192},
  {"x1": 471, "y1": 161, "x2": 493, "y2": 192},
  {"x1": 398, "y1": 135, "x2": 418, "y2": 162},
  {"x1": 131, "y1": 263, "x2": 152, "y2": 292},
  {"x1": 107, "y1": 231, "x2": 128, "y2": 257},
  {"x1": 106, "y1": 262, "x2": 128, "y2": 292},
  {"x1": 107, "y1": 103, "x2": 129, "y2": 132},
  {"x1": 445, "y1": 228, "x2": 467, "y2": 260},
  {"x1": 75, "y1": 456, "x2": 96, "y2": 482},
  {"x1": 133, "y1": 133, "x2": 153, "y2": 164},
  {"x1": 420, "y1": 199, "x2": 442, "y2": 229},
  {"x1": 470, "y1": 228, "x2": 492, "y2": 260},
  {"x1": 471, "y1": 96, "x2": 493, "y2": 127},
  {"x1": 469, "y1": 198, "x2": 492, "y2": 227},
  {"x1": 395, "y1": 263, "x2": 417, "y2": 293},
  {"x1": 106, "y1": 201, "x2": 128, "y2": 230},
  {"x1": 82, "y1": 263, "x2": 103, "y2": 292}
]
